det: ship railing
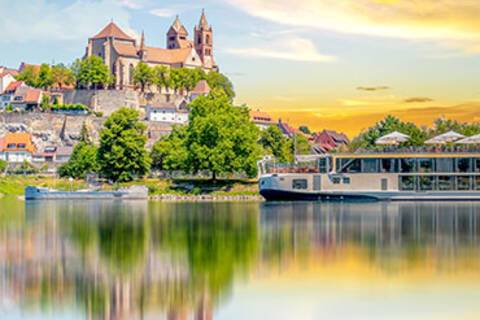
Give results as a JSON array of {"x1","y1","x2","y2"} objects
[{"x1": 354, "y1": 146, "x2": 480, "y2": 154}]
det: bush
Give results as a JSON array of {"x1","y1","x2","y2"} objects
[{"x1": 0, "y1": 160, "x2": 7, "y2": 173}]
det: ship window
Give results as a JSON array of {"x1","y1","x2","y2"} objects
[
  {"x1": 418, "y1": 176, "x2": 434, "y2": 191},
  {"x1": 292, "y1": 179, "x2": 307, "y2": 190},
  {"x1": 339, "y1": 158, "x2": 361, "y2": 173},
  {"x1": 343, "y1": 177, "x2": 351, "y2": 184},
  {"x1": 319, "y1": 158, "x2": 328, "y2": 173},
  {"x1": 418, "y1": 158, "x2": 434, "y2": 173},
  {"x1": 399, "y1": 176, "x2": 415, "y2": 191},
  {"x1": 400, "y1": 159, "x2": 417, "y2": 173},
  {"x1": 457, "y1": 176, "x2": 471, "y2": 190},
  {"x1": 474, "y1": 159, "x2": 480, "y2": 172},
  {"x1": 438, "y1": 176, "x2": 454, "y2": 191},
  {"x1": 436, "y1": 158, "x2": 453, "y2": 173},
  {"x1": 456, "y1": 158, "x2": 472, "y2": 173},
  {"x1": 362, "y1": 159, "x2": 378, "y2": 173},
  {"x1": 380, "y1": 158, "x2": 397, "y2": 173},
  {"x1": 475, "y1": 176, "x2": 480, "y2": 190},
  {"x1": 332, "y1": 177, "x2": 341, "y2": 184}
]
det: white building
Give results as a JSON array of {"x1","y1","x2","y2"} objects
[
  {"x1": 0, "y1": 133, "x2": 36, "y2": 163},
  {"x1": 147, "y1": 102, "x2": 189, "y2": 124},
  {"x1": 0, "y1": 72, "x2": 15, "y2": 94}
]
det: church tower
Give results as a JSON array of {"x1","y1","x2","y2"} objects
[
  {"x1": 167, "y1": 15, "x2": 189, "y2": 49},
  {"x1": 194, "y1": 10, "x2": 214, "y2": 68}
]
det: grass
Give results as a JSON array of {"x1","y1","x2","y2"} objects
[{"x1": 0, "y1": 176, "x2": 260, "y2": 197}]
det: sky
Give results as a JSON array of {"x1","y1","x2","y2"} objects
[{"x1": 1, "y1": 0, "x2": 480, "y2": 137}]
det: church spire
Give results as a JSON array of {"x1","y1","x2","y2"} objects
[
  {"x1": 198, "y1": 9, "x2": 209, "y2": 29},
  {"x1": 140, "y1": 30, "x2": 145, "y2": 50}
]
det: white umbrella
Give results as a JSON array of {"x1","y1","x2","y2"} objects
[
  {"x1": 375, "y1": 131, "x2": 410, "y2": 145},
  {"x1": 456, "y1": 134, "x2": 480, "y2": 144},
  {"x1": 425, "y1": 131, "x2": 465, "y2": 144}
]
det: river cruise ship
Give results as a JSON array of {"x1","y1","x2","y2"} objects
[{"x1": 259, "y1": 152, "x2": 480, "y2": 201}]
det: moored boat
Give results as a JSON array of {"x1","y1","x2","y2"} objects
[
  {"x1": 25, "y1": 185, "x2": 148, "y2": 200},
  {"x1": 259, "y1": 151, "x2": 480, "y2": 201}
]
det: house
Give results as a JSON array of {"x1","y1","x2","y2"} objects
[
  {"x1": 250, "y1": 110, "x2": 275, "y2": 130},
  {"x1": 146, "y1": 101, "x2": 189, "y2": 124},
  {"x1": 311, "y1": 130, "x2": 349, "y2": 154},
  {"x1": 190, "y1": 79, "x2": 211, "y2": 100},
  {"x1": 0, "y1": 72, "x2": 16, "y2": 94},
  {"x1": 11, "y1": 87, "x2": 43, "y2": 110},
  {"x1": 277, "y1": 119, "x2": 298, "y2": 138},
  {"x1": 0, "y1": 81, "x2": 26, "y2": 108},
  {"x1": 32, "y1": 146, "x2": 73, "y2": 164},
  {"x1": 0, "y1": 133, "x2": 36, "y2": 163}
]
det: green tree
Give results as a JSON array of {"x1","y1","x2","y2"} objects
[
  {"x1": 290, "y1": 133, "x2": 311, "y2": 156},
  {"x1": 5, "y1": 104, "x2": 13, "y2": 112},
  {"x1": 153, "y1": 65, "x2": 170, "y2": 93},
  {"x1": 206, "y1": 71, "x2": 235, "y2": 100},
  {"x1": 259, "y1": 125, "x2": 292, "y2": 162},
  {"x1": 40, "y1": 94, "x2": 51, "y2": 111},
  {"x1": 97, "y1": 107, "x2": 150, "y2": 182},
  {"x1": 58, "y1": 142, "x2": 99, "y2": 179},
  {"x1": 77, "y1": 56, "x2": 111, "y2": 89},
  {"x1": 184, "y1": 68, "x2": 206, "y2": 93},
  {"x1": 51, "y1": 64, "x2": 75, "y2": 89},
  {"x1": 133, "y1": 61, "x2": 154, "y2": 92},
  {"x1": 170, "y1": 68, "x2": 186, "y2": 94},
  {"x1": 37, "y1": 64, "x2": 54, "y2": 90},
  {"x1": 151, "y1": 125, "x2": 188, "y2": 171},
  {"x1": 349, "y1": 115, "x2": 427, "y2": 151},
  {"x1": 16, "y1": 65, "x2": 39, "y2": 87},
  {"x1": 0, "y1": 160, "x2": 7, "y2": 173},
  {"x1": 185, "y1": 90, "x2": 261, "y2": 180}
]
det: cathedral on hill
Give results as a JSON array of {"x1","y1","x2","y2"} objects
[{"x1": 85, "y1": 10, "x2": 217, "y2": 90}]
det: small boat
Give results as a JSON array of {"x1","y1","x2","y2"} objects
[{"x1": 25, "y1": 185, "x2": 148, "y2": 200}]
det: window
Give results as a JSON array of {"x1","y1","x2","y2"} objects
[
  {"x1": 418, "y1": 159, "x2": 434, "y2": 173},
  {"x1": 474, "y1": 159, "x2": 480, "y2": 172},
  {"x1": 292, "y1": 179, "x2": 308, "y2": 190},
  {"x1": 399, "y1": 176, "x2": 415, "y2": 191},
  {"x1": 436, "y1": 158, "x2": 454, "y2": 173},
  {"x1": 206, "y1": 34, "x2": 210, "y2": 44},
  {"x1": 169, "y1": 36, "x2": 175, "y2": 41},
  {"x1": 456, "y1": 158, "x2": 472, "y2": 173},
  {"x1": 380, "y1": 159, "x2": 397, "y2": 173},
  {"x1": 343, "y1": 177, "x2": 351, "y2": 184},
  {"x1": 197, "y1": 36, "x2": 202, "y2": 44},
  {"x1": 438, "y1": 176, "x2": 454, "y2": 191},
  {"x1": 332, "y1": 177, "x2": 341, "y2": 184},
  {"x1": 457, "y1": 176, "x2": 471, "y2": 190},
  {"x1": 400, "y1": 159, "x2": 416, "y2": 173},
  {"x1": 339, "y1": 158, "x2": 361, "y2": 173},
  {"x1": 17, "y1": 143, "x2": 26, "y2": 149},
  {"x1": 418, "y1": 176, "x2": 434, "y2": 191},
  {"x1": 475, "y1": 176, "x2": 480, "y2": 190},
  {"x1": 319, "y1": 158, "x2": 328, "y2": 173},
  {"x1": 362, "y1": 159, "x2": 378, "y2": 173}
]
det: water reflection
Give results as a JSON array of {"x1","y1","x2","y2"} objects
[{"x1": 1, "y1": 200, "x2": 480, "y2": 319}]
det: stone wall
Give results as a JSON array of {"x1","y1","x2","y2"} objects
[{"x1": 63, "y1": 89, "x2": 140, "y2": 116}]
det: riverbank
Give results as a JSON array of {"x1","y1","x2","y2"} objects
[{"x1": 0, "y1": 176, "x2": 261, "y2": 200}]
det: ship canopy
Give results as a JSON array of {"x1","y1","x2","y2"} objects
[
  {"x1": 375, "y1": 131, "x2": 410, "y2": 145},
  {"x1": 455, "y1": 133, "x2": 480, "y2": 144},
  {"x1": 425, "y1": 131, "x2": 465, "y2": 145}
]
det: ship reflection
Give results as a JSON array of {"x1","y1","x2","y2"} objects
[{"x1": 1, "y1": 201, "x2": 480, "y2": 319}]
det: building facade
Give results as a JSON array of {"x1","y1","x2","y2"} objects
[{"x1": 85, "y1": 10, "x2": 217, "y2": 90}]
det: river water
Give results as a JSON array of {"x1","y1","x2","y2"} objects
[{"x1": 1, "y1": 198, "x2": 480, "y2": 319}]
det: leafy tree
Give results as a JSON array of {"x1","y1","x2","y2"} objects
[
  {"x1": 97, "y1": 107, "x2": 150, "y2": 182},
  {"x1": 16, "y1": 65, "x2": 39, "y2": 87},
  {"x1": 0, "y1": 160, "x2": 7, "y2": 173},
  {"x1": 58, "y1": 142, "x2": 99, "y2": 179},
  {"x1": 76, "y1": 56, "x2": 111, "y2": 89},
  {"x1": 299, "y1": 125, "x2": 311, "y2": 135},
  {"x1": 184, "y1": 68, "x2": 206, "y2": 93},
  {"x1": 51, "y1": 64, "x2": 75, "y2": 89},
  {"x1": 259, "y1": 125, "x2": 292, "y2": 162},
  {"x1": 79, "y1": 121, "x2": 91, "y2": 144},
  {"x1": 133, "y1": 61, "x2": 154, "y2": 92},
  {"x1": 170, "y1": 68, "x2": 187, "y2": 94},
  {"x1": 185, "y1": 90, "x2": 261, "y2": 180},
  {"x1": 349, "y1": 115, "x2": 427, "y2": 150},
  {"x1": 290, "y1": 133, "x2": 311, "y2": 156},
  {"x1": 37, "y1": 63, "x2": 54, "y2": 90},
  {"x1": 40, "y1": 94, "x2": 51, "y2": 111},
  {"x1": 206, "y1": 71, "x2": 235, "y2": 100},
  {"x1": 151, "y1": 125, "x2": 188, "y2": 171},
  {"x1": 153, "y1": 65, "x2": 170, "y2": 93}
]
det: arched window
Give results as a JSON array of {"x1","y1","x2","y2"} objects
[
  {"x1": 206, "y1": 34, "x2": 210, "y2": 45},
  {"x1": 197, "y1": 36, "x2": 202, "y2": 44},
  {"x1": 129, "y1": 64, "x2": 134, "y2": 85}
]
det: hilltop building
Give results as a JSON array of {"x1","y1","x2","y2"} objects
[
  {"x1": 85, "y1": 10, "x2": 217, "y2": 90},
  {"x1": 250, "y1": 110, "x2": 275, "y2": 130},
  {"x1": 311, "y1": 130, "x2": 349, "y2": 154},
  {"x1": 0, "y1": 132, "x2": 36, "y2": 163}
]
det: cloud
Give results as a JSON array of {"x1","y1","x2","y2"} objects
[
  {"x1": 404, "y1": 97, "x2": 434, "y2": 103},
  {"x1": 118, "y1": 0, "x2": 147, "y2": 9},
  {"x1": 357, "y1": 86, "x2": 390, "y2": 92},
  {"x1": 226, "y1": 0, "x2": 480, "y2": 52},
  {"x1": 150, "y1": 8, "x2": 177, "y2": 18},
  {"x1": 0, "y1": 0, "x2": 131, "y2": 43},
  {"x1": 226, "y1": 37, "x2": 336, "y2": 63}
]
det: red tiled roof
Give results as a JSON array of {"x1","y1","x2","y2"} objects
[
  {"x1": 4, "y1": 81, "x2": 24, "y2": 93},
  {"x1": 1, "y1": 133, "x2": 36, "y2": 153},
  {"x1": 112, "y1": 42, "x2": 193, "y2": 64},
  {"x1": 92, "y1": 22, "x2": 134, "y2": 41},
  {"x1": 192, "y1": 80, "x2": 210, "y2": 94},
  {"x1": 24, "y1": 88, "x2": 42, "y2": 103}
]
